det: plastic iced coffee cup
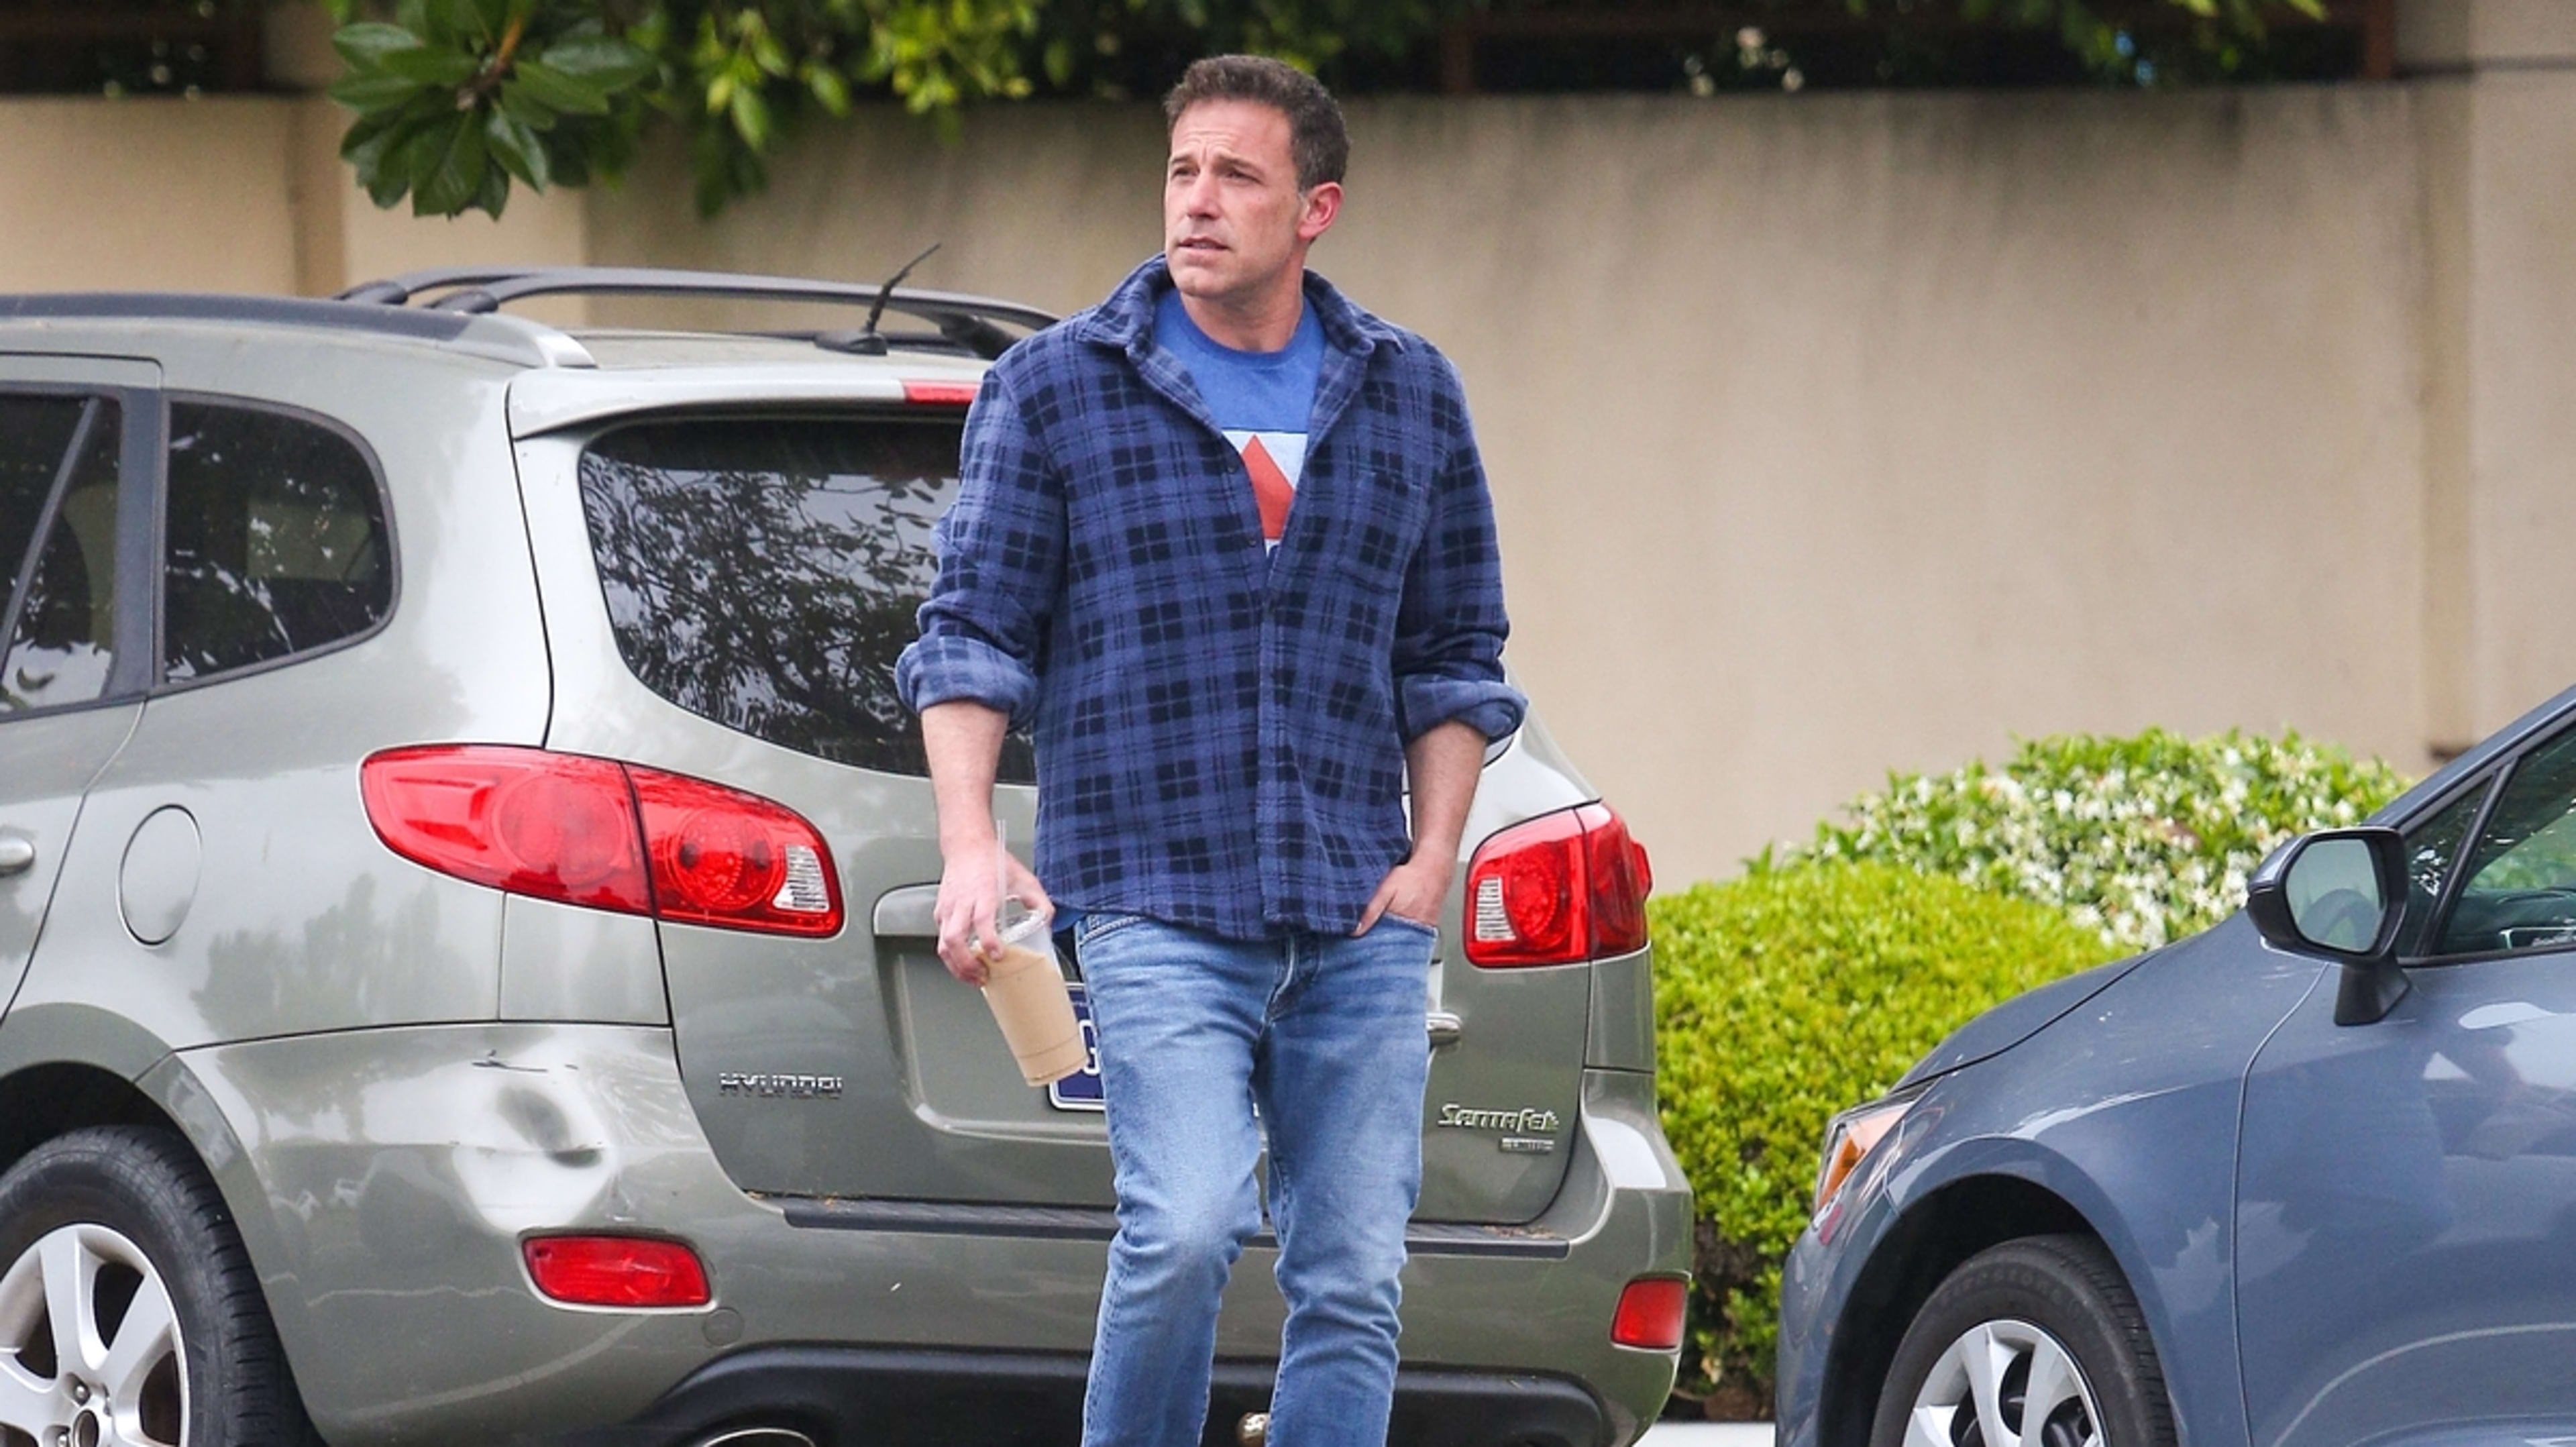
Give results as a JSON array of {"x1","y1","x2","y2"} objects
[{"x1": 982, "y1": 905, "x2": 1086, "y2": 1088}]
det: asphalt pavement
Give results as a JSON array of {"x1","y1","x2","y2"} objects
[{"x1": 1635, "y1": 1425, "x2": 1774, "y2": 1445}]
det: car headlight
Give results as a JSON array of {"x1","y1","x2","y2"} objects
[{"x1": 1813, "y1": 1089, "x2": 1923, "y2": 1216}]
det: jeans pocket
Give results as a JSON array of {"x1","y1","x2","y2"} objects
[
  {"x1": 1075, "y1": 910, "x2": 1151, "y2": 949},
  {"x1": 1373, "y1": 913, "x2": 1439, "y2": 939}
]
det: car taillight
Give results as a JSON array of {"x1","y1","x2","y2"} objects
[
  {"x1": 1462, "y1": 802, "x2": 1652, "y2": 967},
  {"x1": 902, "y1": 380, "x2": 979, "y2": 406},
  {"x1": 362, "y1": 745, "x2": 843, "y2": 937},
  {"x1": 523, "y1": 1235, "x2": 711, "y2": 1308},
  {"x1": 1611, "y1": 1277, "x2": 1689, "y2": 1350}
]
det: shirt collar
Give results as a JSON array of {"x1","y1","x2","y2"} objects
[{"x1": 1072, "y1": 254, "x2": 1405, "y2": 360}]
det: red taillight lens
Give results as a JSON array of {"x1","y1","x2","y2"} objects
[
  {"x1": 631, "y1": 765, "x2": 842, "y2": 936},
  {"x1": 524, "y1": 1235, "x2": 710, "y2": 1308},
  {"x1": 1611, "y1": 1277, "x2": 1688, "y2": 1350},
  {"x1": 362, "y1": 745, "x2": 843, "y2": 937},
  {"x1": 1466, "y1": 808, "x2": 1585, "y2": 964},
  {"x1": 360, "y1": 745, "x2": 650, "y2": 912},
  {"x1": 1585, "y1": 811, "x2": 1650, "y2": 956},
  {"x1": 902, "y1": 380, "x2": 979, "y2": 406},
  {"x1": 1462, "y1": 802, "x2": 1653, "y2": 967}
]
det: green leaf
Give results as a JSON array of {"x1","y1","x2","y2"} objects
[
  {"x1": 484, "y1": 109, "x2": 551, "y2": 191},
  {"x1": 337, "y1": 103, "x2": 407, "y2": 162},
  {"x1": 509, "y1": 60, "x2": 612, "y2": 115},
  {"x1": 537, "y1": 36, "x2": 657, "y2": 89},
  {"x1": 496, "y1": 81, "x2": 559, "y2": 131},
  {"x1": 441, "y1": 0, "x2": 494, "y2": 44},
  {"x1": 331, "y1": 21, "x2": 425, "y2": 70},
  {"x1": 806, "y1": 64, "x2": 851, "y2": 115},
  {"x1": 383, "y1": 120, "x2": 447, "y2": 209},
  {"x1": 379, "y1": 46, "x2": 482, "y2": 87},
  {"x1": 544, "y1": 130, "x2": 592, "y2": 188},
  {"x1": 366, "y1": 159, "x2": 412, "y2": 210},
  {"x1": 727, "y1": 84, "x2": 773, "y2": 150},
  {"x1": 327, "y1": 68, "x2": 434, "y2": 111},
  {"x1": 345, "y1": 109, "x2": 427, "y2": 207},
  {"x1": 474, "y1": 161, "x2": 511, "y2": 219},
  {"x1": 411, "y1": 113, "x2": 488, "y2": 217}
]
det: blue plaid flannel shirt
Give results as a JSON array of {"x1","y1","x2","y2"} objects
[{"x1": 896, "y1": 258, "x2": 1525, "y2": 941}]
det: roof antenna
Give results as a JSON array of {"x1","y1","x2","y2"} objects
[{"x1": 820, "y1": 242, "x2": 940, "y2": 356}]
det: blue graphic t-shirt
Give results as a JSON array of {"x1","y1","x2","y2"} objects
[{"x1": 1155, "y1": 287, "x2": 1325, "y2": 549}]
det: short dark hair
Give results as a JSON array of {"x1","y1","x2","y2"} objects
[{"x1": 1163, "y1": 55, "x2": 1348, "y2": 191}]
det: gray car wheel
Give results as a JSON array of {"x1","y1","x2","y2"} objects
[
  {"x1": 0, "y1": 1127, "x2": 313, "y2": 1447},
  {"x1": 1869, "y1": 1235, "x2": 2174, "y2": 1447}
]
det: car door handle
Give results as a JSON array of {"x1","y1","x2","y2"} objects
[
  {"x1": 0, "y1": 834, "x2": 33, "y2": 877},
  {"x1": 1427, "y1": 1010, "x2": 1462, "y2": 1049}
]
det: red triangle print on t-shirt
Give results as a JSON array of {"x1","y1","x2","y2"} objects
[{"x1": 1242, "y1": 435, "x2": 1296, "y2": 542}]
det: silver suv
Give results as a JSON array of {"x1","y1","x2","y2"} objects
[{"x1": 0, "y1": 268, "x2": 1690, "y2": 1447}]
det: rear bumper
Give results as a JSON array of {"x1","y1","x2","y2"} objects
[
  {"x1": 567, "y1": 1348, "x2": 1609, "y2": 1447},
  {"x1": 150, "y1": 1022, "x2": 1691, "y2": 1447}
]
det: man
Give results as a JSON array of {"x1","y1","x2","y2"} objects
[{"x1": 894, "y1": 54, "x2": 1523, "y2": 1447}]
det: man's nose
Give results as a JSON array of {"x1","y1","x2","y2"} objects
[{"x1": 1179, "y1": 169, "x2": 1220, "y2": 214}]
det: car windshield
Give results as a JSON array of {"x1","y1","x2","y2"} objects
[{"x1": 578, "y1": 412, "x2": 1033, "y2": 782}]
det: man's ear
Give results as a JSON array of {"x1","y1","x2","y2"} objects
[{"x1": 1298, "y1": 181, "x2": 1343, "y2": 244}]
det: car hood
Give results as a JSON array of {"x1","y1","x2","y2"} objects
[{"x1": 1894, "y1": 949, "x2": 2157, "y2": 1090}]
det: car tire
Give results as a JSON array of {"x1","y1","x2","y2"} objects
[
  {"x1": 0, "y1": 1125, "x2": 316, "y2": 1447},
  {"x1": 1868, "y1": 1234, "x2": 2174, "y2": 1447}
]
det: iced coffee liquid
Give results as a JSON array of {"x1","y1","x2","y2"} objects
[{"x1": 982, "y1": 940, "x2": 1087, "y2": 1087}]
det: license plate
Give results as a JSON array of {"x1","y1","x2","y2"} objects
[{"x1": 1045, "y1": 983, "x2": 1106, "y2": 1112}]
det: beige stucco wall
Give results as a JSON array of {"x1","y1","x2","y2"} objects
[
  {"x1": 2401, "y1": 3, "x2": 2576, "y2": 761},
  {"x1": 7, "y1": 55, "x2": 2575, "y2": 891},
  {"x1": 0, "y1": 98, "x2": 305, "y2": 294},
  {"x1": 0, "y1": 92, "x2": 586, "y2": 317},
  {"x1": 585, "y1": 90, "x2": 2443, "y2": 888}
]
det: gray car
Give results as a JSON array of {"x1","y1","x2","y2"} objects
[
  {"x1": 1778, "y1": 679, "x2": 2576, "y2": 1447},
  {"x1": 0, "y1": 268, "x2": 1691, "y2": 1447}
]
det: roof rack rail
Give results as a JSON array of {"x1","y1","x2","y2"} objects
[
  {"x1": 335, "y1": 266, "x2": 1057, "y2": 361},
  {"x1": 0, "y1": 291, "x2": 477, "y2": 343}
]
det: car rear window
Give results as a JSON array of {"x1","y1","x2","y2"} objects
[{"x1": 578, "y1": 414, "x2": 1033, "y2": 782}]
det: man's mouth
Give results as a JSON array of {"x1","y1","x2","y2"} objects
[{"x1": 1174, "y1": 236, "x2": 1226, "y2": 252}]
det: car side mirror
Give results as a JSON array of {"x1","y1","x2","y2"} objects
[{"x1": 2245, "y1": 826, "x2": 2410, "y2": 1025}]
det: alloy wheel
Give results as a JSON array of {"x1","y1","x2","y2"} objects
[
  {"x1": 1902, "y1": 1317, "x2": 2102, "y2": 1447},
  {"x1": 0, "y1": 1222, "x2": 187, "y2": 1447}
]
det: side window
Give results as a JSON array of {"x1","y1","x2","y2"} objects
[
  {"x1": 2434, "y1": 727, "x2": 2576, "y2": 957},
  {"x1": 0, "y1": 396, "x2": 87, "y2": 602},
  {"x1": 163, "y1": 401, "x2": 391, "y2": 684},
  {"x1": 4, "y1": 403, "x2": 122, "y2": 712},
  {"x1": 2398, "y1": 782, "x2": 2487, "y2": 956}
]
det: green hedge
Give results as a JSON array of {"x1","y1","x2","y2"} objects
[
  {"x1": 1651, "y1": 862, "x2": 2123, "y2": 1414},
  {"x1": 1651, "y1": 729, "x2": 2410, "y2": 1415},
  {"x1": 1803, "y1": 729, "x2": 2410, "y2": 951}
]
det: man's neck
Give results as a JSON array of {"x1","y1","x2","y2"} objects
[{"x1": 1175, "y1": 270, "x2": 1307, "y2": 354}]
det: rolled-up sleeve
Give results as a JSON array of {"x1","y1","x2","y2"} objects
[
  {"x1": 1391, "y1": 358, "x2": 1525, "y2": 743},
  {"x1": 895, "y1": 366, "x2": 1064, "y2": 729}
]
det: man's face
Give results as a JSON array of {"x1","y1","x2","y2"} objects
[{"x1": 1165, "y1": 99, "x2": 1336, "y2": 309}]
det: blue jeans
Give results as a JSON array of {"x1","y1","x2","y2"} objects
[{"x1": 1073, "y1": 912, "x2": 1437, "y2": 1447}]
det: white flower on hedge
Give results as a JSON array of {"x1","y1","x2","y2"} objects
[{"x1": 1796, "y1": 728, "x2": 2408, "y2": 949}]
